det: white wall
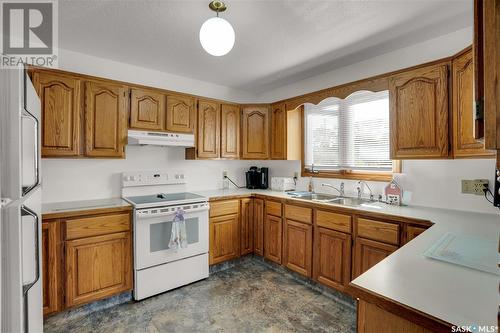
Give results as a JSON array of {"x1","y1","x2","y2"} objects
[
  {"x1": 42, "y1": 26, "x2": 500, "y2": 214},
  {"x1": 56, "y1": 48, "x2": 257, "y2": 103},
  {"x1": 257, "y1": 27, "x2": 472, "y2": 102},
  {"x1": 309, "y1": 159, "x2": 499, "y2": 215},
  {"x1": 41, "y1": 146, "x2": 299, "y2": 203}
]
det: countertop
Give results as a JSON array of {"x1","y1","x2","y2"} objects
[
  {"x1": 42, "y1": 198, "x2": 132, "y2": 219},
  {"x1": 194, "y1": 188, "x2": 500, "y2": 329}
]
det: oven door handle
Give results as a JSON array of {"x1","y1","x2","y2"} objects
[{"x1": 136, "y1": 206, "x2": 209, "y2": 218}]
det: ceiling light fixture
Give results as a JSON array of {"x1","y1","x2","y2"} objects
[{"x1": 199, "y1": 1, "x2": 235, "y2": 56}]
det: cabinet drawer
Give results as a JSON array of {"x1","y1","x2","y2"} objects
[
  {"x1": 357, "y1": 218, "x2": 399, "y2": 245},
  {"x1": 285, "y1": 204, "x2": 312, "y2": 224},
  {"x1": 210, "y1": 200, "x2": 239, "y2": 217},
  {"x1": 316, "y1": 210, "x2": 351, "y2": 233},
  {"x1": 266, "y1": 200, "x2": 282, "y2": 217},
  {"x1": 65, "y1": 213, "x2": 130, "y2": 240}
]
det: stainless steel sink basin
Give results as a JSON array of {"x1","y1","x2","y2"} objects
[
  {"x1": 292, "y1": 193, "x2": 380, "y2": 208},
  {"x1": 327, "y1": 197, "x2": 374, "y2": 206},
  {"x1": 291, "y1": 193, "x2": 339, "y2": 202}
]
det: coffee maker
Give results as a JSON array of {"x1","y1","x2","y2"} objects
[{"x1": 245, "y1": 166, "x2": 269, "y2": 189}]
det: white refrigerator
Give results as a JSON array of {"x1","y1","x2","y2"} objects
[{"x1": 0, "y1": 65, "x2": 43, "y2": 333}]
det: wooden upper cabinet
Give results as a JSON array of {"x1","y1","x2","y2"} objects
[
  {"x1": 84, "y1": 81, "x2": 128, "y2": 158},
  {"x1": 33, "y1": 71, "x2": 82, "y2": 157},
  {"x1": 166, "y1": 94, "x2": 195, "y2": 133},
  {"x1": 270, "y1": 103, "x2": 286, "y2": 159},
  {"x1": 197, "y1": 99, "x2": 220, "y2": 159},
  {"x1": 130, "y1": 88, "x2": 165, "y2": 131},
  {"x1": 220, "y1": 104, "x2": 240, "y2": 159},
  {"x1": 241, "y1": 105, "x2": 269, "y2": 159},
  {"x1": 452, "y1": 48, "x2": 495, "y2": 158},
  {"x1": 389, "y1": 62, "x2": 450, "y2": 159}
]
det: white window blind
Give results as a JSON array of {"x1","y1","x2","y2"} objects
[{"x1": 304, "y1": 90, "x2": 391, "y2": 172}]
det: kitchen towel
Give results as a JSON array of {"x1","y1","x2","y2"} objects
[{"x1": 169, "y1": 209, "x2": 188, "y2": 251}]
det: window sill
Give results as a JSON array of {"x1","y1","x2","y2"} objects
[{"x1": 301, "y1": 170, "x2": 394, "y2": 182}]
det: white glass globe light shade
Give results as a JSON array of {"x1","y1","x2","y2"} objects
[{"x1": 199, "y1": 17, "x2": 235, "y2": 56}]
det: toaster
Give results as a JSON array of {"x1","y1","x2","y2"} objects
[{"x1": 270, "y1": 177, "x2": 295, "y2": 191}]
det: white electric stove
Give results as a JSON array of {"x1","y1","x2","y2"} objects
[{"x1": 122, "y1": 170, "x2": 209, "y2": 300}]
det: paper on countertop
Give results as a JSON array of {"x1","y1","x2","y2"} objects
[{"x1": 424, "y1": 233, "x2": 500, "y2": 276}]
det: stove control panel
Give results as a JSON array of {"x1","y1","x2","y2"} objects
[{"x1": 122, "y1": 170, "x2": 186, "y2": 187}]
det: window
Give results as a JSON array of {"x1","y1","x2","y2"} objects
[{"x1": 304, "y1": 90, "x2": 396, "y2": 180}]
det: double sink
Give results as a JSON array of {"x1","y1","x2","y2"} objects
[{"x1": 290, "y1": 193, "x2": 382, "y2": 209}]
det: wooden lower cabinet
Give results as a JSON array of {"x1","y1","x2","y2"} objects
[
  {"x1": 313, "y1": 227, "x2": 351, "y2": 291},
  {"x1": 357, "y1": 300, "x2": 433, "y2": 333},
  {"x1": 353, "y1": 237, "x2": 398, "y2": 279},
  {"x1": 283, "y1": 219, "x2": 312, "y2": 277},
  {"x1": 240, "y1": 198, "x2": 254, "y2": 255},
  {"x1": 209, "y1": 213, "x2": 240, "y2": 265},
  {"x1": 42, "y1": 221, "x2": 61, "y2": 316},
  {"x1": 264, "y1": 214, "x2": 282, "y2": 264},
  {"x1": 42, "y1": 209, "x2": 132, "y2": 315},
  {"x1": 65, "y1": 231, "x2": 132, "y2": 307},
  {"x1": 253, "y1": 198, "x2": 264, "y2": 256},
  {"x1": 404, "y1": 225, "x2": 427, "y2": 244}
]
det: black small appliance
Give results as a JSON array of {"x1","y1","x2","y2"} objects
[{"x1": 246, "y1": 166, "x2": 269, "y2": 189}]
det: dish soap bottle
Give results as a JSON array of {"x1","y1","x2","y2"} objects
[{"x1": 308, "y1": 177, "x2": 314, "y2": 193}]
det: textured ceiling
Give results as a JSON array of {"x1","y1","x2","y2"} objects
[{"x1": 59, "y1": 0, "x2": 472, "y2": 94}]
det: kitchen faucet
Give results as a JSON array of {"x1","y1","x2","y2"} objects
[
  {"x1": 321, "y1": 182, "x2": 345, "y2": 197},
  {"x1": 357, "y1": 180, "x2": 374, "y2": 201}
]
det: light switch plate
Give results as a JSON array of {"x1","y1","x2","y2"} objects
[{"x1": 461, "y1": 179, "x2": 489, "y2": 195}]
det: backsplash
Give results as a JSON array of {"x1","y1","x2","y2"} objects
[
  {"x1": 42, "y1": 145, "x2": 498, "y2": 214},
  {"x1": 41, "y1": 145, "x2": 299, "y2": 203}
]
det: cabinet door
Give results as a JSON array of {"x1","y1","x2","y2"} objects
[
  {"x1": 42, "y1": 221, "x2": 61, "y2": 315},
  {"x1": 33, "y1": 71, "x2": 81, "y2": 157},
  {"x1": 240, "y1": 198, "x2": 254, "y2": 255},
  {"x1": 197, "y1": 99, "x2": 220, "y2": 158},
  {"x1": 264, "y1": 214, "x2": 282, "y2": 264},
  {"x1": 313, "y1": 227, "x2": 351, "y2": 291},
  {"x1": 130, "y1": 88, "x2": 165, "y2": 130},
  {"x1": 209, "y1": 214, "x2": 240, "y2": 265},
  {"x1": 283, "y1": 219, "x2": 312, "y2": 277},
  {"x1": 404, "y1": 226, "x2": 427, "y2": 244},
  {"x1": 352, "y1": 237, "x2": 397, "y2": 279},
  {"x1": 270, "y1": 103, "x2": 286, "y2": 159},
  {"x1": 84, "y1": 81, "x2": 128, "y2": 158},
  {"x1": 253, "y1": 198, "x2": 264, "y2": 256},
  {"x1": 241, "y1": 106, "x2": 269, "y2": 159},
  {"x1": 65, "y1": 232, "x2": 132, "y2": 307},
  {"x1": 452, "y1": 49, "x2": 495, "y2": 158},
  {"x1": 166, "y1": 94, "x2": 195, "y2": 133},
  {"x1": 389, "y1": 63, "x2": 449, "y2": 159},
  {"x1": 220, "y1": 104, "x2": 240, "y2": 158}
]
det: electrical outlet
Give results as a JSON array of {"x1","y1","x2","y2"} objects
[
  {"x1": 222, "y1": 171, "x2": 228, "y2": 179},
  {"x1": 461, "y1": 179, "x2": 489, "y2": 195},
  {"x1": 294, "y1": 172, "x2": 299, "y2": 178}
]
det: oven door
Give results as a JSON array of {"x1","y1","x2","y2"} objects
[{"x1": 134, "y1": 203, "x2": 209, "y2": 270}]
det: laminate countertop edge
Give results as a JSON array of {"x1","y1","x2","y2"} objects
[{"x1": 195, "y1": 188, "x2": 500, "y2": 329}]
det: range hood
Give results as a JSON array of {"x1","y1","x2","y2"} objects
[{"x1": 127, "y1": 130, "x2": 195, "y2": 147}]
